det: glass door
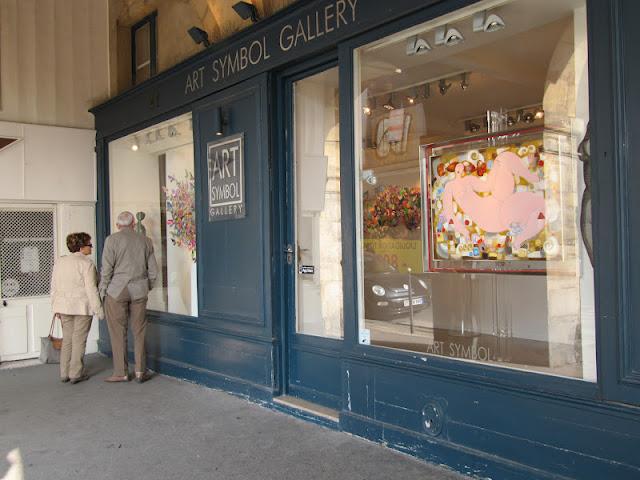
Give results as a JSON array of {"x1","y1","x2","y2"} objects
[{"x1": 284, "y1": 65, "x2": 343, "y2": 409}]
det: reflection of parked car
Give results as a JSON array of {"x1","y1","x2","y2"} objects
[{"x1": 363, "y1": 252, "x2": 430, "y2": 320}]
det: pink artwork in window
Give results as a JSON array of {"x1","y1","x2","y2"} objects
[{"x1": 424, "y1": 129, "x2": 564, "y2": 273}]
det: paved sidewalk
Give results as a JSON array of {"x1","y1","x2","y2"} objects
[{"x1": 0, "y1": 355, "x2": 472, "y2": 480}]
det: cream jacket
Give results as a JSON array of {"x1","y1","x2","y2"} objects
[{"x1": 51, "y1": 252, "x2": 104, "y2": 319}]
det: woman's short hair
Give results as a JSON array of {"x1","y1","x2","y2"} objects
[{"x1": 66, "y1": 232, "x2": 91, "y2": 253}]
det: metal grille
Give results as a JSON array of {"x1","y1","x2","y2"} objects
[{"x1": 0, "y1": 209, "x2": 55, "y2": 299}]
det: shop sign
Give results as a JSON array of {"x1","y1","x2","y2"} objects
[{"x1": 207, "y1": 133, "x2": 245, "y2": 222}]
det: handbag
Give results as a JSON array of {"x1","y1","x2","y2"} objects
[{"x1": 39, "y1": 315, "x2": 63, "y2": 364}]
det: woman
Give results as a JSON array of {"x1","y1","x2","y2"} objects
[{"x1": 50, "y1": 232, "x2": 104, "y2": 384}]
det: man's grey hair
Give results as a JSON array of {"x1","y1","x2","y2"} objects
[{"x1": 116, "y1": 211, "x2": 135, "y2": 228}]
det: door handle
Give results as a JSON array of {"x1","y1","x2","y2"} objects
[
  {"x1": 284, "y1": 244, "x2": 294, "y2": 265},
  {"x1": 1, "y1": 300, "x2": 6, "y2": 307}
]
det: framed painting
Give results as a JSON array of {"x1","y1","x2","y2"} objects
[{"x1": 422, "y1": 127, "x2": 572, "y2": 274}]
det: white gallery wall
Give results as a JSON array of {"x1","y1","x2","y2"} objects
[{"x1": 0, "y1": 122, "x2": 99, "y2": 361}]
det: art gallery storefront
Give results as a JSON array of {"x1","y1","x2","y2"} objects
[{"x1": 91, "y1": 0, "x2": 640, "y2": 478}]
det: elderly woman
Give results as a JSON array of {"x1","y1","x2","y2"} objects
[{"x1": 50, "y1": 232, "x2": 104, "y2": 384}]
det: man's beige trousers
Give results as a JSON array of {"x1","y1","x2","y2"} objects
[
  {"x1": 59, "y1": 314, "x2": 93, "y2": 380},
  {"x1": 105, "y1": 288, "x2": 148, "y2": 377}
]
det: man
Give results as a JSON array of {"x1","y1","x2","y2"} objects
[{"x1": 99, "y1": 211, "x2": 158, "y2": 383}]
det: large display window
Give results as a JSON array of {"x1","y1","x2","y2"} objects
[
  {"x1": 353, "y1": 0, "x2": 595, "y2": 380},
  {"x1": 108, "y1": 112, "x2": 197, "y2": 316}
]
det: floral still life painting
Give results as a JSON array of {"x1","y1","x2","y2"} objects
[{"x1": 164, "y1": 171, "x2": 196, "y2": 262}]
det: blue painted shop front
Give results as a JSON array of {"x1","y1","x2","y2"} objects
[{"x1": 91, "y1": 0, "x2": 640, "y2": 478}]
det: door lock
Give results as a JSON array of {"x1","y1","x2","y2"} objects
[{"x1": 284, "y1": 244, "x2": 294, "y2": 265}]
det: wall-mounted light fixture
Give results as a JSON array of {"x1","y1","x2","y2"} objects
[
  {"x1": 232, "y1": 1, "x2": 260, "y2": 23},
  {"x1": 435, "y1": 25, "x2": 464, "y2": 46},
  {"x1": 406, "y1": 35, "x2": 431, "y2": 55},
  {"x1": 216, "y1": 108, "x2": 228, "y2": 136},
  {"x1": 131, "y1": 136, "x2": 139, "y2": 151},
  {"x1": 473, "y1": 11, "x2": 506, "y2": 33},
  {"x1": 188, "y1": 26, "x2": 210, "y2": 48}
]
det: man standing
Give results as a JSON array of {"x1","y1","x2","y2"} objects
[{"x1": 100, "y1": 211, "x2": 158, "y2": 383}]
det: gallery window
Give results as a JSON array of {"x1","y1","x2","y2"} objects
[
  {"x1": 354, "y1": 0, "x2": 595, "y2": 380},
  {"x1": 108, "y1": 112, "x2": 197, "y2": 316},
  {"x1": 131, "y1": 12, "x2": 157, "y2": 85}
]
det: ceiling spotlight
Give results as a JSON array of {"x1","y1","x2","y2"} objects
[
  {"x1": 362, "y1": 170, "x2": 377, "y2": 185},
  {"x1": 131, "y1": 137, "x2": 139, "y2": 152},
  {"x1": 406, "y1": 88, "x2": 418, "y2": 105},
  {"x1": 232, "y1": 1, "x2": 260, "y2": 23},
  {"x1": 460, "y1": 73, "x2": 470, "y2": 91},
  {"x1": 363, "y1": 106, "x2": 372, "y2": 116},
  {"x1": 383, "y1": 94, "x2": 395, "y2": 111},
  {"x1": 465, "y1": 120, "x2": 481, "y2": 133},
  {"x1": 406, "y1": 35, "x2": 432, "y2": 55},
  {"x1": 534, "y1": 107, "x2": 545, "y2": 119},
  {"x1": 435, "y1": 25, "x2": 465, "y2": 46},
  {"x1": 522, "y1": 111, "x2": 535, "y2": 124},
  {"x1": 473, "y1": 11, "x2": 506, "y2": 33},
  {"x1": 439, "y1": 79, "x2": 452, "y2": 95},
  {"x1": 394, "y1": 68, "x2": 403, "y2": 74},
  {"x1": 422, "y1": 83, "x2": 431, "y2": 99},
  {"x1": 188, "y1": 26, "x2": 210, "y2": 48},
  {"x1": 507, "y1": 116, "x2": 516, "y2": 127}
]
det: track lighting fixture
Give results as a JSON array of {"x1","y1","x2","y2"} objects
[
  {"x1": 232, "y1": 1, "x2": 260, "y2": 23},
  {"x1": 522, "y1": 111, "x2": 535, "y2": 124},
  {"x1": 534, "y1": 107, "x2": 545, "y2": 119},
  {"x1": 507, "y1": 116, "x2": 516, "y2": 127},
  {"x1": 406, "y1": 35, "x2": 431, "y2": 55},
  {"x1": 188, "y1": 26, "x2": 210, "y2": 48},
  {"x1": 473, "y1": 11, "x2": 506, "y2": 33},
  {"x1": 435, "y1": 25, "x2": 464, "y2": 46},
  {"x1": 460, "y1": 73, "x2": 470, "y2": 91},
  {"x1": 439, "y1": 79, "x2": 452, "y2": 95}
]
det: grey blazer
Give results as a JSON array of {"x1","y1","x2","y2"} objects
[{"x1": 99, "y1": 229, "x2": 159, "y2": 301}]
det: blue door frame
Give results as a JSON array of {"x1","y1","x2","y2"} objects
[{"x1": 275, "y1": 55, "x2": 344, "y2": 409}]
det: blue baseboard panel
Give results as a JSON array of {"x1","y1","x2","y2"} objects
[{"x1": 339, "y1": 411, "x2": 561, "y2": 480}]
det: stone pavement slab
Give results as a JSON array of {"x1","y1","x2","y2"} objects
[{"x1": 0, "y1": 354, "x2": 472, "y2": 480}]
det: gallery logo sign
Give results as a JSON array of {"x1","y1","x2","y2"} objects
[{"x1": 207, "y1": 133, "x2": 245, "y2": 221}]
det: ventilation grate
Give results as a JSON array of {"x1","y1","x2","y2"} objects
[{"x1": 0, "y1": 209, "x2": 55, "y2": 299}]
